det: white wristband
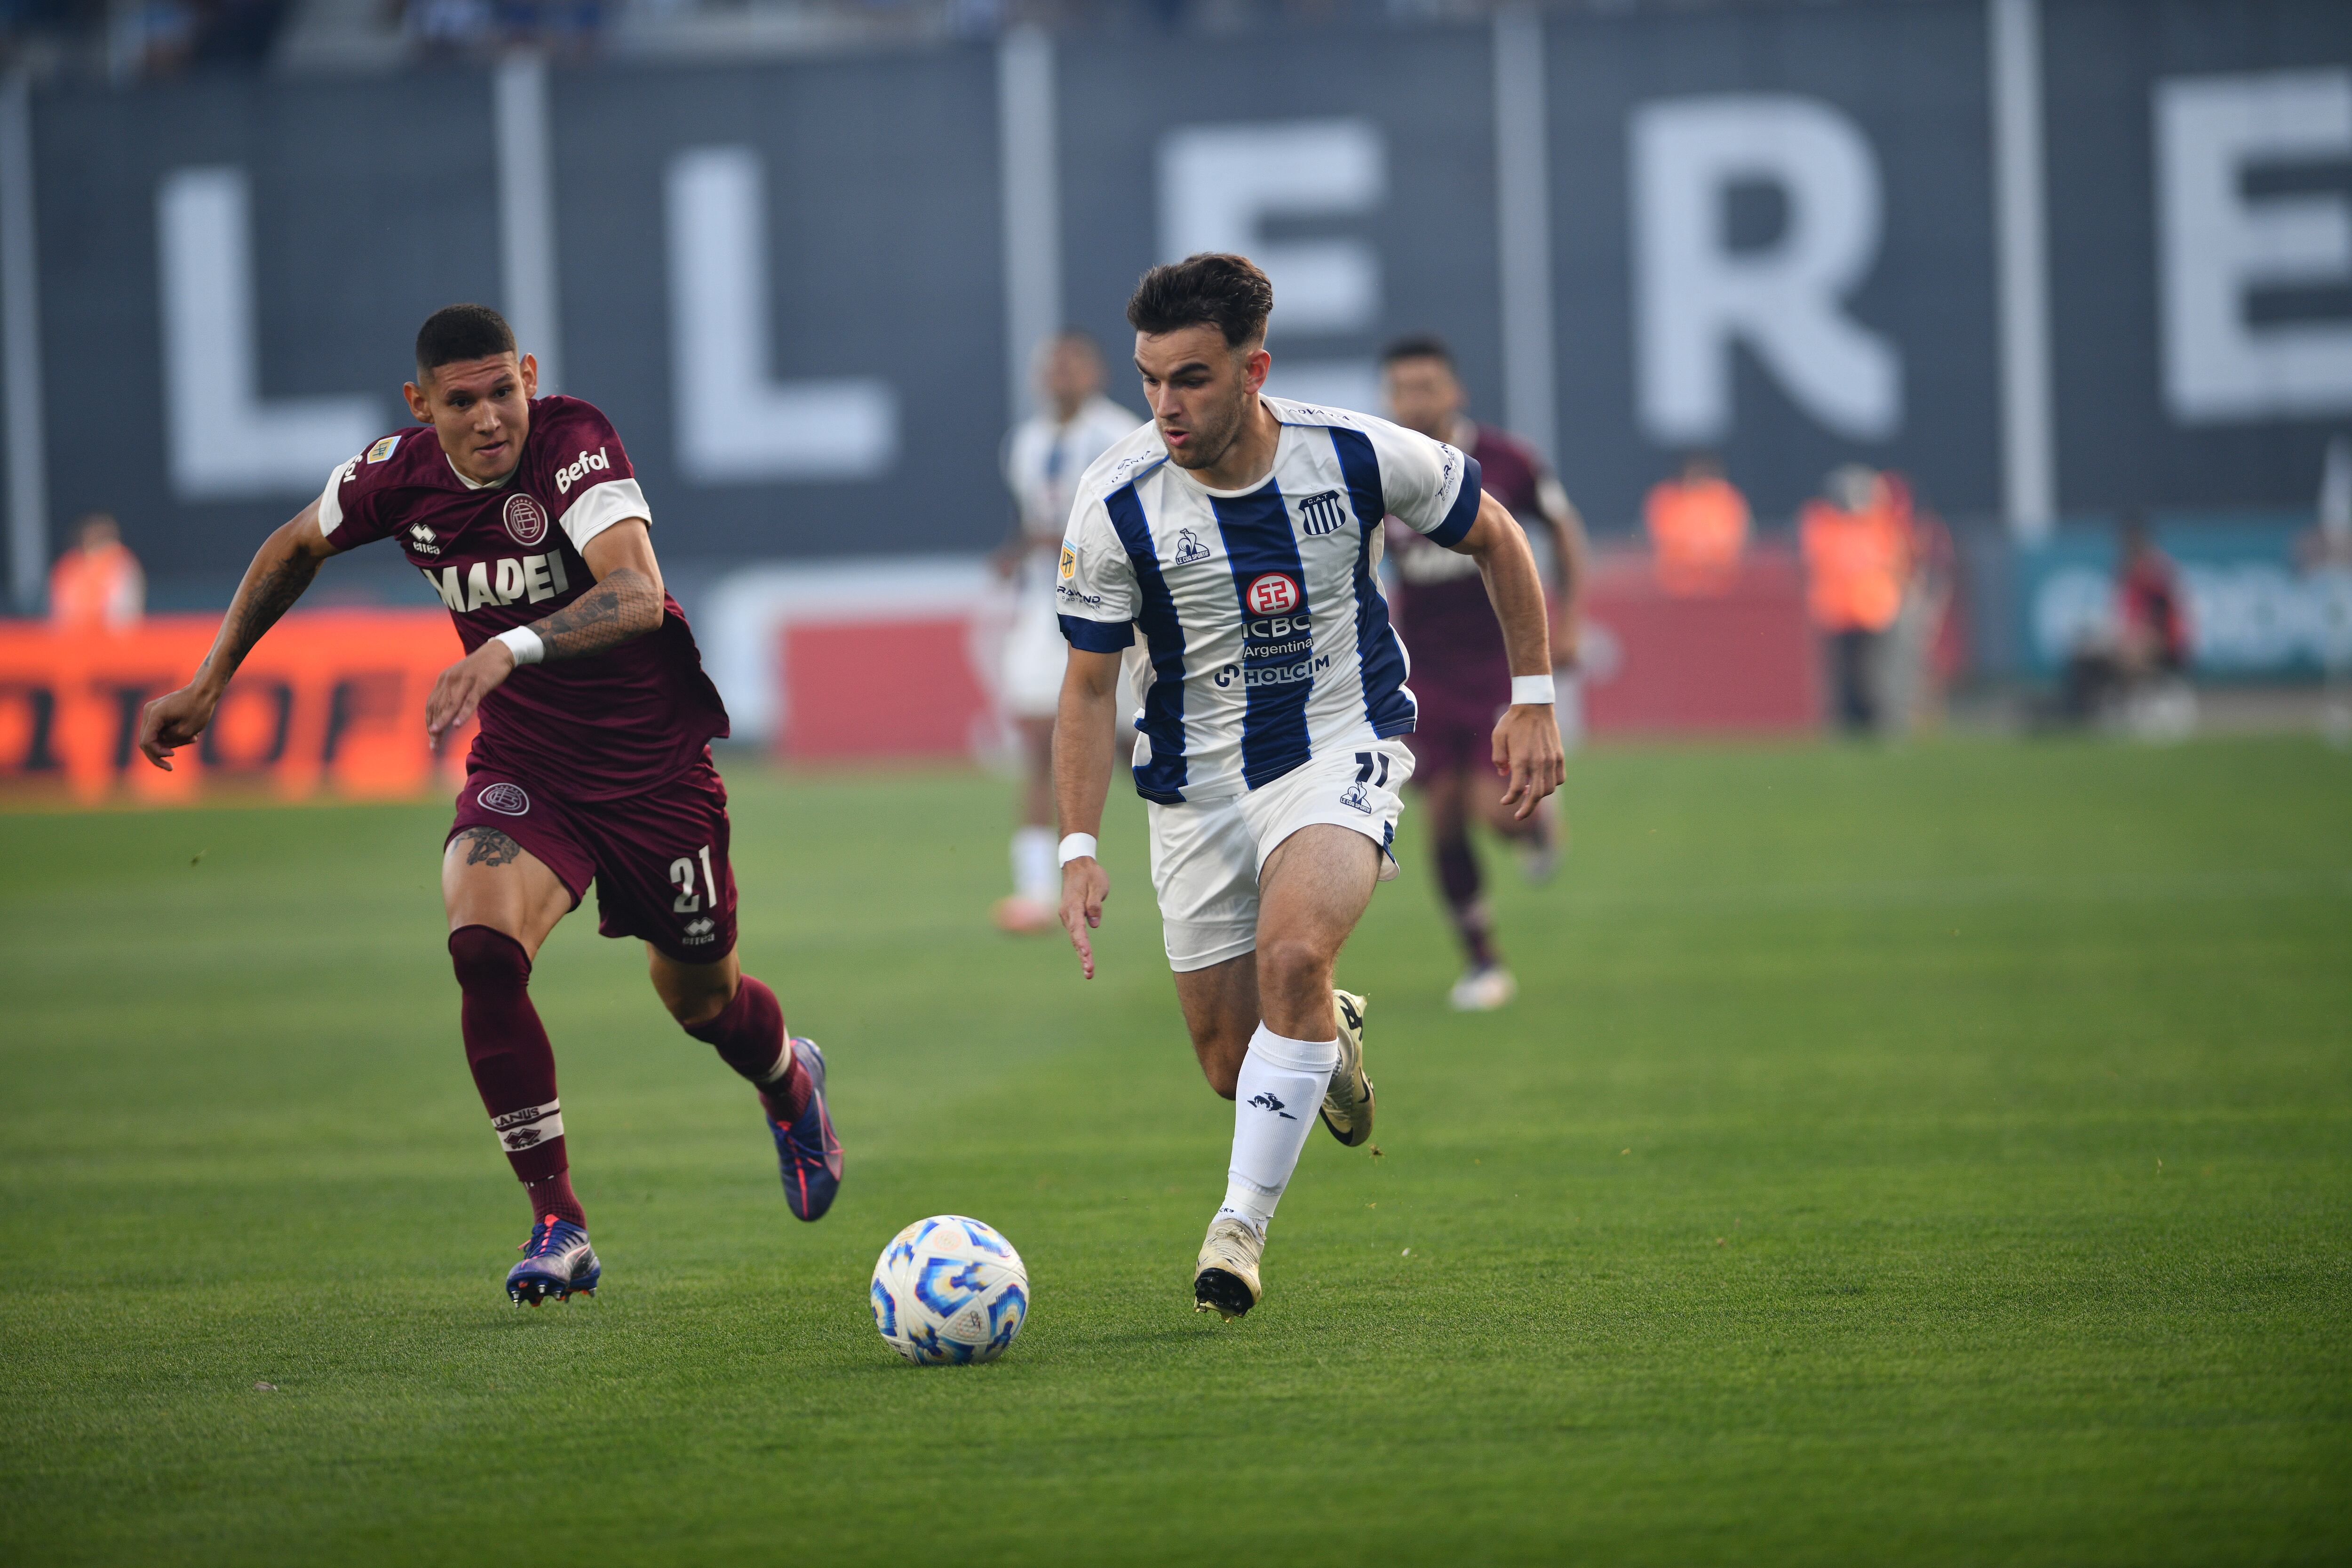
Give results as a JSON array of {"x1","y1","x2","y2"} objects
[
  {"x1": 1510, "y1": 673, "x2": 1556, "y2": 707},
  {"x1": 1057, "y1": 833, "x2": 1099, "y2": 866},
  {"x1": 495, "y1": 626, "x2": 545, "y2": 666}
]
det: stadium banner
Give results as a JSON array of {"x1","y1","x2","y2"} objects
[
  {"x1": 2017, "y1": 524, "x2": 2352, "y2": 678},
  {"x1": 0, "y1": 611, "x2": 472, "y2": 803},
  {"x1": 8, "y1": 0, "x2": 2348, "y2": 597}
]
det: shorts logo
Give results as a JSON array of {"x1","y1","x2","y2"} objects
[
  {"x1": 1338, "y1": 782, "x2": 1374, "y2": 814},
  {"x1": 1059, "y1": 543, "x2": 1077, "y2": 580},
  {"x1": 366, "y1": 434, "x2": 402, "y2": 463},
  {"x1": 1172, "y1": 527, "x2": 1212, "y2": 565},
  {"x1": 502, "y1": 493, "x2": 551, "y2": 547},
  {"x1": 682, "y1": 916, "x2": 716, "y2": 943},
  {"x1": 477, "y1": 781, "x2": 531, "y2": 816},
  {"x1": 1297, "y1": 491, "x2": 1347, "y2": 536},
  {"x1": 1246, "y1": 573, "x2": 1299, "y2": 615}
]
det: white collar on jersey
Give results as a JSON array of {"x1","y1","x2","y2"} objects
[{"x1": 445, "y1": 452, "x2": 517, "y2": 492}]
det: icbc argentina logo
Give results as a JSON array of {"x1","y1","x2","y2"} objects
[
  {"x1": 503, "y1": 493, "x2": 550, "y2": 547},
  {"x1": 1246, "y1": 573, "x2": 1299, "y2": 615}
]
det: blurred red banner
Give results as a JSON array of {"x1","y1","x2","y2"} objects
[{"x1": 0, "y1": 611, "x2": 473, "y2": 804}]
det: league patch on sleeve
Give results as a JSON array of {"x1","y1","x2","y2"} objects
[
  {"x1": 1059, "y1": 543, "x2": 1077, "y2": 580},
  {"x1": 366, "y1": 434, "x2": 402, "y2": 463}
]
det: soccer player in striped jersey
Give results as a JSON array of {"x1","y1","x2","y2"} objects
[{"x1": 1053, "y1": 254, "x2": 1564, "y2": 1318}]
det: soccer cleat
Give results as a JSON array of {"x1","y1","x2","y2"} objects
[
  {"x1": 1319, "y1": 988, "x2": 1375, "y2": 1148},
  {"x1": 1192, "y1": 1217, "x2": 1264, "y2": 1321},
  {"x1": 506, "y1": 1216, "x2": 600, "y2": 1306},
  {"x1": 990, "y1": 894, "x2": 1057, "y2": 935},
  {"x1": 770, "y1": 1036, "x2": 843, "y2": 1222},
  {"x1": 1449, "y1": 965, "x2": 1518, "y2": 1012}
]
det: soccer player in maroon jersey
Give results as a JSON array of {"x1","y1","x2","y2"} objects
[
  {"x1": 1379, "y1": 336, "x2": 1587, "y2": 1011},
  {"x1": 135, "y1": 305, "x2": 842, "y2": 1305}
]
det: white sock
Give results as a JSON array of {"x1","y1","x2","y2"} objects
[
  {"x1": 1215, "y1": 1024, "x2": 1340, "y2": 1236},
  {"x1": 1011, "y1": 826, "x2": 1057, "y2": 903}
]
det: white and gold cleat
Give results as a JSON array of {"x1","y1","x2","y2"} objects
[
  {"x1": 1319, "y1": 989, "x2": 1375, "y2": 1147},
  {"x1": 1192, "y1": 1217, "x2": 1265, "y2": 1321}
]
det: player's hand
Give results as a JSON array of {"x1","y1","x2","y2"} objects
[
  {"x1": 1059, "y1": 856, "x2": 1110, "y2": 980},
  {"x1": 136, "y1": 684, "x2": 220, "y2": 772},
  {"x1": 1492, "y1": 702, "x2": 1565, "y2": 820},
  {"x1": 425, "y1": 640, "x2": 517, "y2": 751}
]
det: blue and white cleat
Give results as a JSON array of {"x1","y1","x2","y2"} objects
[
  {"x1": 770, "y1": 1036, "x2": 843, "y2": 1222},
  {"x1": 507, "y1": 1216, "x2": 600, "y2": 1306}
]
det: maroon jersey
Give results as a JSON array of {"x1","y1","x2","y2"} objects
[
  {"x1": 1385, "y1": 423, "x2": 1550, "y2": 703},
  {"x1": 317, "y1": 396, "x2": 729, "y2": 801}
]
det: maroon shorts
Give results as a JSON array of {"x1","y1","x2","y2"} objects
[
  {"x1": 447, "y1": 757, "x2": 738, "y2": 964},
  {"x1": 1405, "y1": 685, "x2": 1506, "y2": 779}
]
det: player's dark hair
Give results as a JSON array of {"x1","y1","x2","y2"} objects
[
  {"x1": 1380, "y1": 334, "x2": 1454, "y2": 369},
  {"x1": 414, "y1": 304, "x2": 516, "y2": 380},
  {"x1": 1126, "y1": 254, "x2": 1273, "y2": 349}
]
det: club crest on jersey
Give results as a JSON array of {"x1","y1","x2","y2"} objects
[
  {"x1": 1297, "y1": 491, "x2": 1347, "y2": 536},
  {"x1": 1246, "y1": 573, "x2": 1299, "y2": 615},
  {"x1": 477, "y1": 782, "x2": 531, "y2": 816},
  {"x1": 365, "y1": 433, "x2": 402, "y2": 463},
  {"x1": 1172, "y1": 527, "x2": 1212, "y2": 565},
  {"x1": 503, "y1": 493, "x2": 550, "y2": 547},
  {"x1": 1059, "y1": 543, "x2": 1077, "y2": 581}
]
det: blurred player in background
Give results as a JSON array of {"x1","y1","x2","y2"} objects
[
  {"x1": 1378, "y1": 336, "x2": 1586, "y2": 1012},
  {"x1": 48, "y1": 511, "x2": 144, "y2": 632},
  {"x1": 992, "y1": 331, "x2": 1143, "y2": 934},
  {"x1": 135, "y1": 305, "x2": 842, "y2": 1305},
  {"x1": 1056, "y1": 256, "x2": 1563, "y2": 1319}
]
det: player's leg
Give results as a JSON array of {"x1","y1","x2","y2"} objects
[
  {"x1": 1170, "y1": 955, "x2": 1257, "y2": 1099},
  {"x1": 995, "y1": 716, "x2": 1059, "y2": 934},
  {"x1": 440, "y1": 788, "x2": 599, "y2": 1305},
  {"x1": 600, "y1": 764, "x2": 841, "y2": 1220}
]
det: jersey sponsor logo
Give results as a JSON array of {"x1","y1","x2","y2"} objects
[
  {"x1": 406, "y1": 521, "x2": 442, "y2": 556},
  {"x1": 333, "y1": 456, "x2": 360, "y2": 492},
  {"x1": 366, "y1": 434, "x2": 402, "y2": 463},
  {"x1": 554, "y1": 446, "x2": 612, "y2": 495},
  {"x1": 503, "y1": 492, "x2": 551, "y2": 547},
  {"x1": 1246, "y1": 573, "x2": 1299, "y2": 615},
  {"x1": 1172, "y1": 527, "x2": 1212, "y2": 565},
  {"x1": 1214, "y1": 653, "x2": 1330, "y2": 689},
  {"x1": 1057, "y1": 584, "x2": 1106, "y2": 608},
  {"x1": 1059, "y1": 543, "x2": 1077, "y2": 581},
  {"x1": 422, "y1": 550, "x2": 572, "y2": 613},
  {"x1": 1297, "y1": 490, "x2": 1348, "y2": 536},
  {"x1": 477, "y1": 781, "x2": 531, "y2": 816}
]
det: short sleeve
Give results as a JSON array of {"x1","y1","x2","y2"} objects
[
  {"x1": 1364, "y1": 417, "x2": 1482, "y2": 548},
  {"x1": 538, "y1": 399, "x2": 649, "y2": 551},
  {"x1": 1056, "y1": 492, "x2": 1138, "y2": 652},
  {"x1": 315, "y1": 450, "x2": 389, "y2": 549}
]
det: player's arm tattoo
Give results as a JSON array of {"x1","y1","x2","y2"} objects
[
  {"x1": 195, "y1": 545, "x2": 320, "y2": 688},
  {"x1": 456, "y1": 827, "x2": 524, "y2": 867},
  {"x1": 527, "y1": 567, "x2": 664, "y2": 661}
]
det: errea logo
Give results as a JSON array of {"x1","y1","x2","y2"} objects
[{"x1": 555, "y1": 446, "x2": 611, "y2": 495}]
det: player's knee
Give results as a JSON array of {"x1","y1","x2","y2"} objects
[
  {"x1": 448, "y1": 924, "x2": 530, "y2": 993},
  {"x1": 664, "y1": 985, "x2": 730, "y2": 1029},
  {"x1": 1255, "y1": 934, "x2": 1331, "y2": 1000}
]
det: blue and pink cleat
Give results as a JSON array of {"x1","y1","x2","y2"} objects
[
  {"x1": 770, "y1": 1036, "x2": 842, "y2": 1221},
  {"x1": 507, "y1": 1216, "x2": 600, "y2": 1306}
]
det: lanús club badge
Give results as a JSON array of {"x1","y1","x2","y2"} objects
[{"x1": 503, "y1": 493, "x2": 550, "y2": 548}]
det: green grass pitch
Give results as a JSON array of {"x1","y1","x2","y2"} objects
[{"x1": 3, "y1": 736, "x2": 2347, "y2": 1565}]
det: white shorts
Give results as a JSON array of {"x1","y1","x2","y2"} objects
[
  {"x1": 1001, "y1": 589, "x2": 1066, "y2": 720},
  {"x1": 1147, "y1": 740, "x2": 1415, "y2": 972}
]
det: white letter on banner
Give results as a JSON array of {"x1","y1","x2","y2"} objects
[
  {"x1": 1631, "y1": 95, "x2": 1902, "y2": 445},
  {"x1": 158, "y1": 167, "x2": 380, "y2": 500},
  {"x1": 1159, "y1": 120, "x2": 1385, "y2": 414},
  {"x1": 666, "y1": 147, "x2": 898, "y2": 484},
  {"x1": 2157, "y1": 70, "x2": 2352, "y2": 423}
]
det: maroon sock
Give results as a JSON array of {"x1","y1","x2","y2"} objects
[
  {"x1": 1435, "y1": 838, "x2": 1499, "y2": 971},
  {"x1": 448, "y1": 925, "x2": 585, "y2": 1229},
  {"x1": 685, "y1": 974, "x2": 811, "y2": 1123}
]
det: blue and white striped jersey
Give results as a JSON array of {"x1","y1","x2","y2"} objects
[{"x1": 1057, "y1": 396, "x2": 1482, "y2": 804}]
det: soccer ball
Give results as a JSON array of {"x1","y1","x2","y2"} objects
[{"x1": 870, "y1": 1215, "x2": 1029, "y2": 1365}]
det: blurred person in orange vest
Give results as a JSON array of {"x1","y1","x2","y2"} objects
[
  {"x1": 1800, "y1": 464, "x2": 1908, "y2": 733},
  {"x1": 1644, "y1": 451, "x2": 1748, "y2": 595},
  {"x1": 48, "y1": 512, "x2": 145, "y2": 633}
]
